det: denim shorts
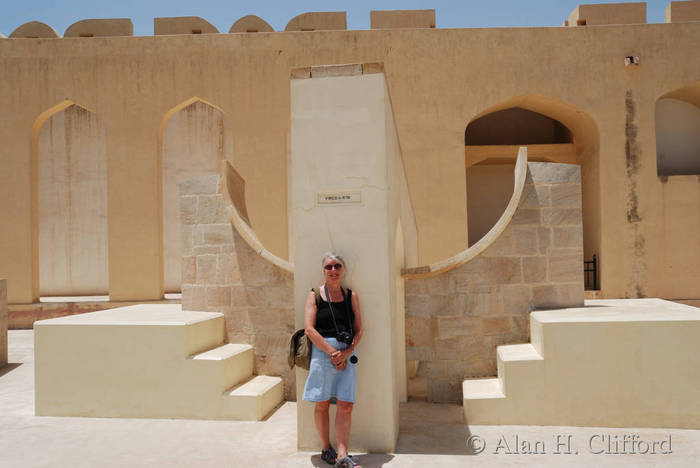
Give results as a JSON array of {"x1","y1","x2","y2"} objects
[{"x1": 302, "y1": 337, "x2": 357, "y2": 403}]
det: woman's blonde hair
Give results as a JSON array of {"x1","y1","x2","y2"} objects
[{"x1": 321, "y1": 251, "x2": 345, "y2": 269}]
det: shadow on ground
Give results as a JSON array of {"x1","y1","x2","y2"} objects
[
  {"x1": 395, "y1": 401, "x2": 478, "y2": 455},
  {"x1": 0, "y1": 363, "x2": 23, "y2": 378},
  {"x1": 310, "y1": 453, "x2": 394, "y2": 467}
]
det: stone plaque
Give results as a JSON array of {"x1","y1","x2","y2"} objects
[{"x1": 316, "y1": 190, "x2": 362, "y2": 205}]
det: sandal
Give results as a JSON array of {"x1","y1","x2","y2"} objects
[
  {"x1": 336, "y1": 455, "x2": 358, "y2": 467},
  {"x1": 321, "y1": 445, "x2": 337, "y2": 465}
]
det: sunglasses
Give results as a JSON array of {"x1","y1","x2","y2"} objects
[{"x1": 324, "y1": 264, "x2": 343, "y2": 271}]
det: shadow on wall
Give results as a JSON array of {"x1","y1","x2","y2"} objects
[{"x1": 655, "y1": 80, "x2": 700, "y2": 177}]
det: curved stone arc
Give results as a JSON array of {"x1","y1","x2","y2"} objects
[
  {"x1": 402, "y1": 147, "x2": 528, "y2": 279},
  {"x1": 219, "y1": 160, "x2": 294, "y2": 274},
  {"x1": 10, "y1": 21, "x2": 61, "y2": 38},
  {"x1": 229, "y1": 15, "x2": 274, "y2": 33}
]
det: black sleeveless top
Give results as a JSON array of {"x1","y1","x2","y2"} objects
[{"x1": 314, "y1": 288, "x2": 355, "y2": 338}]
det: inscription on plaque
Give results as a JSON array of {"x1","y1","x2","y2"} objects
[{"x1": 316, "y1": 190, "x2": 362, "y2": 205}]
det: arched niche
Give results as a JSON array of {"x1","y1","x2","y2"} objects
[
  {"x1": 655, "y1": 81, "x2": 700, "y2": 177},
  {"x1": 159, "y1": 98, "x2": 233, "y2": 293},
  {"x1": 32, "y1": 101, "x2": 109, "y2": 296},
  {"x1": 465, "y1": 107, "x2": 575, "y2": 167},
  {"x1": 229, "y1": 15, "x2": 274, "y2": 33},
  {"x1": 464, "y1": 95, "x2": 600, "y2": 285},
  {"x1": 10, "y1": 21, "x2": 61, "y2": 38}
]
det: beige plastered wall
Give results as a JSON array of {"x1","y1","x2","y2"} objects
[{"x1": 0, "y1": 23, "x2": 699, "y2": 303}]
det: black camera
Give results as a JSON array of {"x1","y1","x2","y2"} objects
[{"x1": 337, "y1": 331, "x2": 353, "y2": 345}]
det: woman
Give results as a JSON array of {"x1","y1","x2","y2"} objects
[{"x1": 303, "y1": 252, "x2": 363, "y2": 468}]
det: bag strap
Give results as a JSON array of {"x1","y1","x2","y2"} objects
[{"x1": 312, "y1": 288, "x2": 321, "y2": 308}]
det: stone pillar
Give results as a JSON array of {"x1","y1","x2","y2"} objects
[
  {"x1": 290, "y1": 64, "x2": 417, "y2": 453},
  {"x1": 1, "y1": 279, "x2": 7, "y2": 367}
]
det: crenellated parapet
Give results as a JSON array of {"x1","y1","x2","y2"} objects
[
  {"x1": 64, "y1": 18, "x2": 133, "y2": 37},
  {"x1": 284, "y1": 11, "x2": 347, "y2": 31},
  {"x1": 154, "y1": 16, "x2": 218, "y2": 35},
  {"x1": 565, "y1": 2, "x2": 647, "y2": 26},
  {"x1": 6, "y1": 4, "x2": 697, "y2": 39},
  {"x1": 666, "y1": 0, "x2": 700, "y2": 22},
  {"x1": 10, "y1": 21, "x2": 60, "y2": 38},
  {"x1": 370, "y1": 9, "x2": 435, "y2": 29},
  {"x1": 229, "y1": 15, "x2": 274, "y2": 33}
]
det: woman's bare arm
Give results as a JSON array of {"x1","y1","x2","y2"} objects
[
  {"x1": 304, "y1": 290, "x2": 338, "y2": 356},
  {"x1": 350, "y1": 291, "x2": 363, "y2": 350}
]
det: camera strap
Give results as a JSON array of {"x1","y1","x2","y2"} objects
[{"x1": 323, "y1": 283, "x2": 354, "y2": 338}]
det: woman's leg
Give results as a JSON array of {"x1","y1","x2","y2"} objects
[
  {"x1": 314, "y1": 400, "x2": 332, "y2": 449},
  {"x1": 335, "y1": 400, "x2": 354, "y2": 459}
]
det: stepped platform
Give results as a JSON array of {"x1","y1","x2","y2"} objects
[
  {"x1": 463, "y1": 299, "x2": 700, "y2": 428},
  {"x1": 34, "y1": 304, "x2": 282, "y2": 420},
  {"x1": 8, "y1": 295, "x2": 181, "y2": 329}
]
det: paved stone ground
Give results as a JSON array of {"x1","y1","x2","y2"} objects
[{"x1": 2, "y1": 330, "x2": 699, "y2": 467}]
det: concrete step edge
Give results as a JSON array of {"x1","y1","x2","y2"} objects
[
  {"x1": 191, "y1": 343, "x2": 253, "y2": 360},
  {"x1": 497, "y1": 343, "x2": 543, "y2": 362},
  {"x1": 225, "y1": 375, "x2": 283, "y2": 397},
  {"x1": 462, "y1": 378, "x2": 506, "y2": 400}
]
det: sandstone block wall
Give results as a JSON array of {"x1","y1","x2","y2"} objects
[
  {"x1": 405, "y1": 162, "x2": 584, "y2": 402},
  {"x1": 180, "y1": 175, "x2": 295, "y2": 399},
  {"x1": 1, "y1": 279, "x2": 7, "y2": 367}
]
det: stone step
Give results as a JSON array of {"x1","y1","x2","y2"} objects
[
  {"x1": 222, "y1": 375, "x2": 284, "y2": 421},
  {"x1": 497, "y1": 343, "x2": 542, "y2": 362},
  {"x1": 464, "y1": 300, "x2": 700, "y2": 427},
  {"x1": 497, "y1": 343, "x2": 544, "y2": 395},
  {"x1": 461, "y1": 378, "x2": 505, "y2": 400},
  {"x1": 34, "y1": 305, "x2": 280, "y2": 421},
  {"x1": 191, "y1": 343, "x2": 254, "y2": 392}
]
